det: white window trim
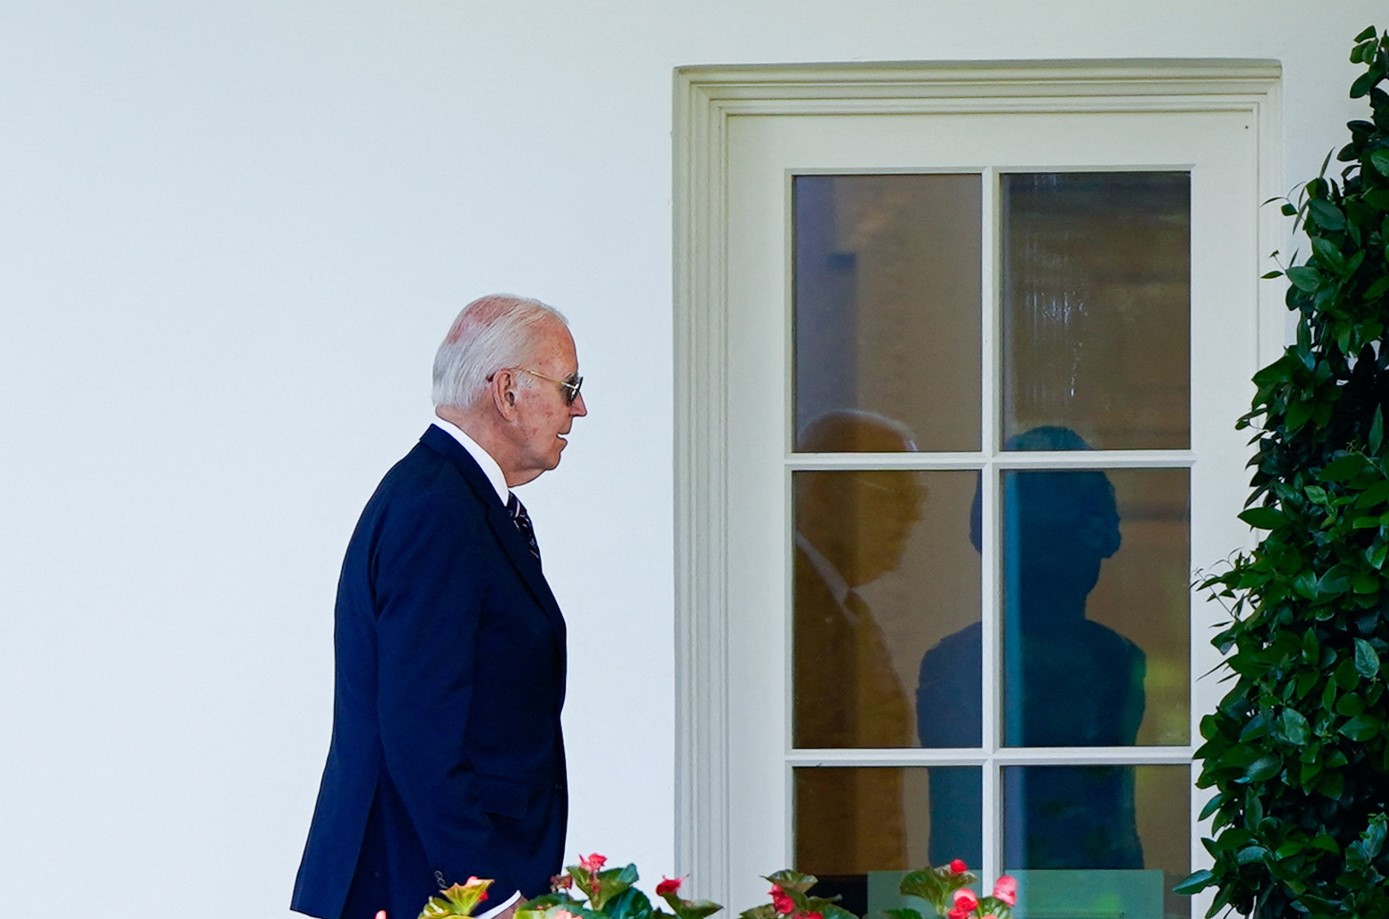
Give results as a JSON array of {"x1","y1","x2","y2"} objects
[{"x1": 673, "y1": 59, "x2": 1284, "y2": 907}]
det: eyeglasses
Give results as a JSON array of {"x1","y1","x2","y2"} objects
[{"x1": 512, "y1": 367, "x2": 584, "y2": 405}]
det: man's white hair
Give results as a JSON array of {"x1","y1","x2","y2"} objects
[{"x1": 432, "y1": 294, "x2": 569, "y2": 408}]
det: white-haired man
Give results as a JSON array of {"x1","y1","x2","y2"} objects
[{"x1": 293, "y1": 294, "x2": 587, "y2": 919}]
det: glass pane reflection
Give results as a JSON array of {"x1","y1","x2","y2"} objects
[
  {"x1": 794, "y1": 174, "x2": 982, "y2": 452},
  {"x1": 1001, "y1": 172, "x2": 1190, "y2": 451},
  {"x1": 1004, "y1": 765, "x2": 1191, "y2": 918},
  {"x1": 793, "y1": 470, "x2": 980, "y2": 749},
  {"x1": 1000, "y1": 455, "x2": 1190, "y2": 747},
  {"x1": 795, "y1": 766, "x2": 982, "y2": 915}
]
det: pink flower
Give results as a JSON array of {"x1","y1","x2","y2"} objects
[
  {"x1": 580, "y1": 853, "x2": 608, "y2": 873},
  {"x1": 657, "y1": 876, "x2": 683, "y2": 896},
  {"x1": 555, "y1": 911, "x2": 578, "y2": 919},
  {"x1": 992, "y1": 875, "x2": 1017, "y2": 907},
  {"x1": 952, "y1": 889, "x2": 980, "y2": 913},
  {"x1": 949, "y1": 859, "x2": 967, "y2": 874},
  {"x1": 801, "y1": 911, "x2": 823, "y2": 919},
  {"x1": 769, "y1": 884, "x2": 795, "y2": 914},
  {"x1": 947, "y1": 907, "x2": 968, "y2": 919}
]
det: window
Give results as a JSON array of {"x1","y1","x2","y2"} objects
[{"x1": 675, "y1": 61, "x2": 1280, "y2": 919}]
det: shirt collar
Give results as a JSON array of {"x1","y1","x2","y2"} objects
[
  {"x1": 432, "y1": 414, "x2": 510, "y2": 506},
  {"x1": 795, "y1": 532, "x2": 850, "y2": 607}
]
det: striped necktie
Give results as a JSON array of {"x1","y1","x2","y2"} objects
[{"x1": 507, "y1": 493, "x2": 541, "y2": 565}]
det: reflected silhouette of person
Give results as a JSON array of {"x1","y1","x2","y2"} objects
[
  {"x1": 793, "y1": 410, "x2": 925, "y2": 880},
  {"x1": 917, "y1": 425, "x2": 1145, "y2": 870}
]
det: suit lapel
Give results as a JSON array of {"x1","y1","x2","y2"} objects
[{"x1": 419, "y1": 425, "x2": 566, "y2": 631}]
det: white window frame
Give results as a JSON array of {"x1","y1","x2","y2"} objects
[{"x1": 673, "y1": 60, "x2": 1283, "y2": 909}]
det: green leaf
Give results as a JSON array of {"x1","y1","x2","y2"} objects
[
  {"x1": 1374, "y1": 149, "x2": 1389, "y2": 177},
  {"x1": 1373, "y1": 407, "x2": 1385, "y2": 454},
  {"x1": 1355, "y1": 637, "x2": 1381, "y2": 677},
  {"x1": 1287, "y1": 265, "x2": 1325, "y2": 291},
  {"x1": 763, "y1": 871, "x2": 816, "y2": 894},
  {"x1": 1353, "y1": 69, "x2": 1379, "y2": 99},
  {"x1": 1172, "y1": 866, "x2": 1216, "y2": 894},
  {"x1": 1242, "y1": 755, "x2": 1282, "y2": 783},
  {"x1": 1325, "y1": 453, "x2": 1371, "y2": 482},
  {"x1": 1310, "y1": 197, "x2": 1347, "y2": 230},
  {"x1": 671, "y1": 901, "x2": 722, "y2": 919},
  {"x1": 1312, "y1": 235, "x2": 1346, "y2": 271},
  {"x1": 1280, "y1": 708, "x2": 1312, "y2": 745},
  {"x1": 1240, "y1": 506, "x2": 1286, "y2": 529},
  {"x1": 605, "y1": 887, "x2": 655, "y2": 919},
  {"x1": 1340, "y1": 714, "x2": 1381, "y2": 740}
]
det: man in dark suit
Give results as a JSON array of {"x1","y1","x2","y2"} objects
[
  {"x1": 791, "y1": 410, "x2": 924, "y2": 907},
  {"x1": 292, "y1": 294, "x2": 588, "y2": 919}
]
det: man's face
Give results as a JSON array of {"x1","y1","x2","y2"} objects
[{"x1": 507, "y1": 321, "x2": 588, "y2": 483}]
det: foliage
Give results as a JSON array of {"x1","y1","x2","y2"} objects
[
  {"x1": 420, "y1": 876, "x2": 496, "y2": 919},
  {"x1": 416, "y1": 860, "x2": 1019, "y2": 919},
  {"x1": 517, "y1": 854, "x2": 722, "y2": 919},
  {"x1": 885, "y1": 861, "x2": 1015, "y2": 919},
  {"x1": 736, "y1": 870, "x2": 857, "y2": 919},
  {"x1": 1177, "y1": 24, "x2": 1389, "y2": 919}
]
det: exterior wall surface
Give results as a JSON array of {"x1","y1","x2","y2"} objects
[{"x1": 0, "y1": 2, "x2": 1379, "y2": 916}]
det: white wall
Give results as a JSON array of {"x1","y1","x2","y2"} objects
[{"x1": 0, "y1": 2, "x2": 1378, "y2": 915}]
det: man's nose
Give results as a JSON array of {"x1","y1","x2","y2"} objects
[{"x1": 571, "y1": 392, "x2": 588, "y2": 416}]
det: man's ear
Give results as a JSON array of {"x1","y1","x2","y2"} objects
[{"x1": 490, "y1": 369, "x2": 520, "y2": 420}]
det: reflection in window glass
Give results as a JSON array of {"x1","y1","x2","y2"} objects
[
  {"x1": 1004, "y1": 765, "x2": 1191, "y2": 918},
  {"x1": 794, "y1": 174, "x2": 982, "y2": 452},
  {"x1": 1001, "y1": 172, "x2": 1190, "y2": 451},
  {"x1": 793, "y1": 470, "x2": 980, "y2": 750},
  {"x1": 996, "y1": 450, "x2": 1189, "y2": 748},
  {"x1": 795, "y1": 767, "x2": 982, "y2": 916}
]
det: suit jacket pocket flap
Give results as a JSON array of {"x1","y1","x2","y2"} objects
[{"x1": 470, "y1": 772, "x2": 529, "y2": 820}]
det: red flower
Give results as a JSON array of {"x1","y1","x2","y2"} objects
[
  {"x1": 992, "y1": 875, "x2": 1017, "y2": 907},
  {"x1": 801, "y1": 911, "x2": 823, "y2": 919},
  {"x1": 580, "y1": 853, "x2": 608, "y2": 873},
  {"x1": 769, "y1": 884, "x2": 795, "y2": 914},
  {"x1": 949, "y1": 859, "x2": 967, "y2": 874},
  {"x1": 947, "y1": 907, "x2": 968, "y2": 919},
  {"x1": 952, "y1": 889, "x2": 979, "y2": 913},
  {"x1": 657, "y1": 876, "x2": 683, "y2": 896}
]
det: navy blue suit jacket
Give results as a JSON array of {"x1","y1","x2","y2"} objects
[{"x1": 293, "y1": 425, "x2": 568, "y2": 919}]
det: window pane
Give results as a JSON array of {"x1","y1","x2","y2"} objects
[
  {"x1": 999, "y1": 462, "x2": 1190, "y2": 748},
  {"x1": 794, "y1": 174, "x2": 982, "y2": 452},
  {"x1": 1004, "y1": 765, "x2": 1191, "y2": 918},
  {"x1": 1001, "y1": 172, "x2": 1190, "y2": 451},
  {"x1": 795, "y1": 766, "x2": 982, "y2": 914},
  {"x1": 793, "y1": 470, "x2": 980, "y2": 749}
]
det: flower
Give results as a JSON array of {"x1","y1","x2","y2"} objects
[
  {"x1": 554, "y1": 911, "x2": 577, "y2": 919},
  {"x1": 949, "y1": 859, "x2": 967, "y2": 874},
  {"x1": 948, "y1": 888, "x2": 980, "y2": 919},
  {"x1": 769, "y1": 884, "x2": 796, "y2": 914},
  {"x1": 580, "y1": 853, "x2": 608, "y2": 873},
  {"x1": 801, "y1": 911, "x2": 823, "y2": 919},
  {"x1": 991, "y1": 876, "x2": 1016, "y2": 907},
  {"x1": 657, "y1": 876, "x2": 683, "y2": 896},
  {"x1": 551, "y1": 874, "x2": 574, "y2": 890}
]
